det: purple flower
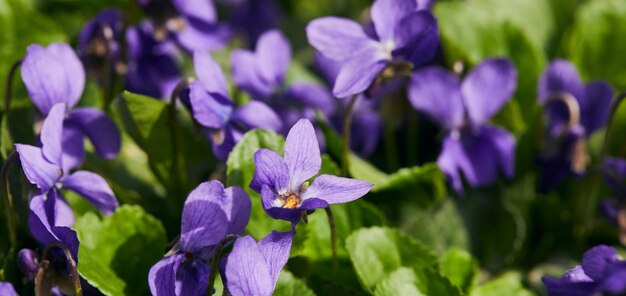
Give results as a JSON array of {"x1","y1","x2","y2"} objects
[
  {"x1": 542, "y1": 245, "x2": 626, "y2": 296},
  {"x1": 251, "y1": 119, "x2": 372, "y2": 224},
  {"x1": 599, "y1": 158, "x2": 626, "y2": 231},
  {"x1": 537, "y1": 59, "x2": 613, "y2": 190},
  {"x1": 15, "y1": 103, "x2": 119, "y2": 215},
  {"x1": 306, "y1": 0, "x2": 439, "y2": 98},
  {"x1": 223, "y1": 231, "x2": 294, "y2": 296},
  {"x1": 0, "y1": 282, "x2": 17, "y2": 296},
  {"x1": 408, "y1": 58, "x2": 517, "y2": 192},
  {"x1": 189, "y1": 51, "x2": 283, "y2": 160},
  {"x1": 223, "y1": 0, "x2": 281, "y2": 47},
  {"x1": 17, "y1": 248, "x2": 39, "y2": 281},
  {"x1": 148, "y1": 180, "x2": 251, "y2": 296},
  {"x1": 125, "y1": 22, "x2": 182, "y2": 99},
  {"x1": 77, "y1": 9, "x2": 123, "y2": 77},
  {"x1": 21, "y1": 43, "x2": 121, "y2": 171},
  {"x1": 137, "y1": 0, "x2": 231, "y2": 52}
]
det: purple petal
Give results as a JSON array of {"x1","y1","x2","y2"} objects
[
  {"x1": 149, "y1": 254, "x2": 180, "y2": 296},
  {"x1": 371, "y1": 0, "x2": 417, "y2": 42},
  {"x1": 542, "y1": 277, "x2": 597, "y2": 296},
  {"x1": 172, "y1": 0, "x2": 217, "y2": 23},
  {"x1": 175, "y1": 21, "x2": 232, "y2": 53},
  {"x1": 28, "y1": 193, "x2": 79, "y2": 260},
  {"x1": 461, "y1": 58, "x2": 517, "y2": 125},
  {"x1": 256, "y1": 30, "x2": 291, "y2": 87},
  {"x1": 193, "y1": 51, "x2": 229, "y2": 98},
  {"x1": 260, "y1": 185, "x2": 305, "y2": 223},
  {"x1": 67, "y1": 108, "x2": 121, "y2": 159},
  {"x1": 538, "y1": 59, "x2": 584, "y2": 104},
  {"x1": 0, "y1": 282, "x2": 18, "y2": 296},
  {"x1": 41, "y1": 103, "x2": 66, "y2": 166},
  {"x1": 61, "y1": 171, "x2": 118, "y2": 214},
  {"x1": 306, "y1": 17, "x2": 379, "y2": 62},
  {"x1": 21, "y1": 43, "x2": 84, "y2": 114},
  {"x1": 175, "y1": 259, "x2": 210, "y2": 296},
  {"x1": 251, "y1": 148, "x2": 289, "y2": 194},
  {"x1": 581, "y1": 81, "x2": 613, "y2": 134},
  {"x1": 284, "y1": 83, "x2": 336, "y2": 115},
  {"x1": 210, "y1": 125, "x2": 240, "y2": 162},
  {"x1": 61, "y1": 122, "x2": 86, "y2": 172},
  {"x1": 562, "y1": 265, "x2": 593, "y2": 282},
  {"x1": 333, "y1": 49, "x2": 387, "y2": 98},
  {"x1": 284, "y1": 119, "x2": 321, "y2": 193},
  {"x1": 232, "y1": 101, "x2": 283, "y2": 132},
  {"x1": 17, "y1": 248, "x2": 39, "y2": 281},
  {"x1": 301, "y1": 174, "x2": 372, "y2": 205},
  {"x1": 223, "y1": 186, "x2": 252, "y2": 235},
  {"x1": 231, "y1": 49, "x2": 274, "y2": 100},
  {"x1": 596, "y1": 262, "x2": 626, "y2": 294},
  {"x1": 408, "y1": 67, "x2": 464, "y2": 129},
  {"x1": 258, "y1": 230, "x2": 294, "y2": 283},
  {"x1": 438, "y1": 127, "x2": 515, "y2": 193},
  {"x1": 392, "y1": 11, "x2": 439, "y2": 66},
  {"x1": 225, "y1": 236, "x2": 274, "y2": 296},
  {"x1": 602, "y1": 157, "x2": 626, "y2": 196},
  {"x1": 15, "y1": 144, "x2": 59, "y2": 191},
  {"x1": 180, "y1": 181, "x2": 230, "y2": 252},
  {"x1": 189, "y1": 81, "x2": 233, "y2": 129},
  {"x1": 582, "y1": 245, "x2": 617, "y2": 282},
  {"x1": 54, "y1": 193, "x2": 76, "y2": 227}
]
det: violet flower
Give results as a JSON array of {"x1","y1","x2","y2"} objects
[
  {"x1": 223, "y1": 0, "x2": 280, "y2": 47},
  {"x1": 17, "y1": 248, "x2": 39, "y2": 281},
  {"x1": 251, "y1": 119, "x2": 372, "y2": 224},
  {"x1": 125, "y1": 22, "x2": 182, "y2": 99},
  {"x1": 148, "y1": 180, "x2": 251, "y2": 296},
  {"x1": 306, "y1": 0, "x2": 439, "y2": 98},
  {"x1": 137, "y1": 0, "x2": 231, "y2": 52},
  {"x1": 537, "y1": 59, "x2": 613, "y2": 190},
  {"x1": 15, "y1": 103, "x2": 119, "y2": 215},
  {"x1": 189, "y1": 51, "x2": 283, "y2": 160},
  {"x1": 223, "y1": 231, "x2": 294, "y2": 296},
  {"x1": 599, "y1": 158, "x2": 626, "y2": 236},
  {"x1": 0, "y1": 282, "x2": 17, "y2": 296},
  {"x1": 21, "y1": 42, "x2": 121, "y2": 171},
  {"x1": 542, "y1": 245, "x2": 626, "y2": 296},
  {"x1": 408, "y1": 58, "x2": 517, "y2": 193},
  {"x1": 77, "y1": 9, "x2": 123, "y2": 78}
]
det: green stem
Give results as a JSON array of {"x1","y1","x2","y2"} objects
[
  {"x1": 325, "y1": 206, "x2": 337, "y2": 271},
  {"x1": 4, "y1": 60, "x2": 21, "y2": 114},
  {"x1": 168, "y1": 79, "x2": 191, "y2": 197},
  {"x1": 341, "y1": 95, "x2": 359, "y2": 177},
  {"x1": 41, "y1": 242, "x2": 82, "y2": 296},
  {"x1": 206, "y1": 234, "x2": 239, "y2": 296},
  {"x1": 1, "y1": 152, "x2": 18, "y2": 250},
  {"x1": 600, "y1": 91, "x2": 626, "y2": 160}
]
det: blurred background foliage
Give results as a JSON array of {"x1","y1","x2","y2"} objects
[{"x1": 2, "y1": 0, "x2": 626, "y2": 295}]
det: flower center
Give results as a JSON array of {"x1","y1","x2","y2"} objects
[{"x1": 273, "y1": 193, "x2": 302, "y2": 209}]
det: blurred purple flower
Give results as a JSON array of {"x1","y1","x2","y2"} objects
[
  {"x1": 137, "y1": 0, "x2": 232, "y2": 52},
  {"x1": 543, "y1": 245, "x2": 626, "y2": 296},
  {"x1": 77, "y1": 9, "x2": 123, "y2": 78},
  {"x1": 148, "y1": 180, "x2": 251, "y2": 296},
  {"x1": 251, "y1": 119, "x2": 372, "y2": 224},
  {"x1": 223, "y1": 230, "x2": 293, "y2": 296},
  {"x1": 189, "y1": 51, "x2": 282, "y2": 160},
  {"x1": 15, "y1": 103, "x2": 119, "y2": 215},
  {"x1": 0, "y1": 282, "x2": 17, "y2": 296},
  {"x1": 537, "y1": 59, "x2": 613, "y2": 190},
  {"x1": 21, "y1": 43, "x2": 121, "y2": 171},
  {"x1": 125, "y1": 22, "x2": 182, "y2": 99},
  {"x1": 17, "y1": 248, "x2": 39, "y2": 281},
  {"x1": 306, "y1": 0, "x2": 439, "y2": 98},
  {"x1": 222, "y1": 0, "x2": 281, "y2": 47},
  {"x1": 599, "y1": 158, "x2": 626, "y2": 240},
  {"x1": 408, "y1": 58, "x2": 517, "y2": 193}
]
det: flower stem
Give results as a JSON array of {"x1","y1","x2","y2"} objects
[
  {"x1": 325, "y1": 206, "x2": 338, "y2": 271},
  {"x1": 168, "y1": 79, "x2": 191, "y2": 197},
  {"x1": 341, "y1": 95, "x2": 359, "y2": 177},
  {"x1": 4, "y1": 59, "x2": 21, "y2": 114},
  {"x1": 600, "y1": 91, "x2": 626, "y2": 160},
  {"x1": 40, "y1": 242, "x2": 82, "y2": 296},
  {"x1": 206, "y1": 234, "x2": 239, "y2": 296},
  {"x1": 1, "y1": 152, "x2": 18, "y2": 250}
]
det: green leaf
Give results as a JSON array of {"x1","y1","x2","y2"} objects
[
  {"x1": 225, "y1": 129, "x2": 292, "y2": 238},
  {"x1": 370, "y1": 163, "x2": 447, "y2": 208},
  {"x1": 274, "y1": 271, "x2": 316, "y2": 296},
  {"x1": 470, "y1": 272, "x2": 533, "y2": 296},
  {"x1": 374, "y1": 267, "x2": 424, "y2": 296},
  {"x1": 345, "y1": 227, "x2": 438, "y2": 292},
  {"x1": 440, "y1": 249, "x2": 478, "y2": 293},
  {"x1": 568, "y1": 0, "x2": 626, "y2": 90},
  {"x1": 348, "y1": 153, "x2": 390, "y2": 188},
  {"x1": 74, "y1": 205, "x2": 167, "y2": 296}
]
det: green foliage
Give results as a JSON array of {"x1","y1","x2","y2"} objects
[
  {"x1": 470, "y1": 272, "x2": 534, "y2": 296},
  {"x1": 74, "y1": 205, "x2": 167, "y2": 296},
  {"x1": 274, "y1": 271, "x2": 317, "y2": 296}
]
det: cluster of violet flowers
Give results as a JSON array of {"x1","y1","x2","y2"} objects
[{"x1": 2, "y1": 0, "x2": 626, "y2": 295}]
